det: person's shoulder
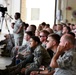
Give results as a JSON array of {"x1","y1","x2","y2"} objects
[
  {"x1": 35, "y1": 45, "x2": 43, "y2": 51},
  {"x1": 17, "y1": 18, "x2": 22, "y2": 23}
]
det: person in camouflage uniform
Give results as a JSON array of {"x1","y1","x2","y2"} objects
[
  {"x1": 50, "y1": 34, "x2": 76, "y2": 75},
  {"x1": 20, "y1": 36, "x2": 51, "y2": 75},
  {"x1": 6, "y1": 31, "x2": 34, "y2": 67}
]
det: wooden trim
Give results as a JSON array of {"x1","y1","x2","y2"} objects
[{"x1": 21, "y1": 0, "x2": 26, "y2": 22}]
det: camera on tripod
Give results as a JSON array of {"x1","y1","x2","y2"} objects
[{"x1": 0, "y1": 7, "x2": 7, "y2": 17}]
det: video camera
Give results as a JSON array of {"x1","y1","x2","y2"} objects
[{"x1": 0, "y1": 7, "x2": 7, "y2": 17}]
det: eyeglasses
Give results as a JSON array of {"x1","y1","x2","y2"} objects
[{"x1": 39, "y1": 35, "x2": 46, "y2": 37}]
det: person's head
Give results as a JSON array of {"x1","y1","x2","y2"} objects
[
  {"x1": 26, "y1": 25, "x2": 36, "y2": 34},
  {"x1": 38, "y1": 24, "x2": 43, "y2": 31},
  {"x1": 73, "y1": 24, "x2": 76, "y2": 30},
  {"x1": 67, "y1": 23, "x2": 71, "y2": 26},
  {"x1": 4, "y1": 34, "x2": 10, "y2": 39},
  {"x1": 24, "y1": 31, "x2": 34, "y2": 41},
  {"x1": 69, "y1": 24, "x2": 74, "y2": 30},
  {"x1": 35, "y1": 29, "x2": 40, "y2": 37},
  {"x1": 14, "y1": 12, "x2": 20, "y2": 20},
  {"x1": 62, "y1": 26, "x2": 71, "y2": 35},
  {"x1": 46, "y1": 33, "x2": 60, "y2": 51},
  {"x1": 41, "y1": 22, "x2": 46, "y2": 29},
  {"x1": 30, "y1": 25, "x2": 36, "y2": 31},
  {"x1": 59, "y1": 34, "x2": 75, "y2": 51},
  {"x1": 52, "y1": 24, "x2": 57, "y2": 31},
  {"x1": 22, "y1": 22, "x2": 29, "y2": 30},
  {"x1": 11, "y1": 22, "x2": 15, "y2": 29},
  {"x1": 61, "y1": 23, "x2": 66, "y2": 27},
  {"x1": 44, "y1": 28, "x2": 53, "y2": 33},
  {"x1": 11, "y1": 22, "x2": 15, "y2": 25},
  {"x1": 56, "y1": 24, "x2": 63, "y2": 31},
  {"x1": 30, "y1": 36, "x2": 41, "y2": 48},
  {"x1": 45, "y1": 24, "x2": 50, "y2": 28},
  {"x1": 39, "y1": 30, "x2": 50, "y2": 43},
  {"x1": 68, "y1": 32, "x2": 75, "y2": 38}
]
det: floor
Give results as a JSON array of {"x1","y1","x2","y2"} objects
[{"x1": 0, "y1": 49, "x2": 12, "y2": 70}]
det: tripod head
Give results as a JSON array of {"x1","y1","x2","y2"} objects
[
  {"x1": 0, "y1": 6, "x2": 7, "y2": 17},
  {"x1": 0, "y1": 5, "x2": 13, "y2": 32},
  {"x1": 0, "y1": 5, "x2": 7, "y2": 32}
]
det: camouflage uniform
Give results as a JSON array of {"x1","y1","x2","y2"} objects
[
  {"x1": 25, "y1": 44, "x2": 51, "y2": 75},
  {"x1": 11, "y1": 42, "x2": 31, "y2": 58},
  {"x1": 41, "y1": 43, "x2": 46, "y2": 48},
  {"x1": 54, "y1": 48, "x2": 76, "y2": 75}
]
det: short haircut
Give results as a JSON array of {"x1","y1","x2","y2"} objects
[
  {"x1": 64, "y1": 34, "x2": 75, "y2": 45},
  {"x1": 68, "y1": 32, "x2": 75, "y2": 38},
  {"x1": 30, "y1": 25, "x2": 36, "y2": 31},
  {"x1": 25, "y1": 31, "x2": 34, "y2": 36},
  {"x1": 40, "y1": 30, "x2": 50, "y2": 36},
  {"x1": 65, "y1": 26, "x2": 71, "y2": 32},
  {"x1": 46, "y1": 24, "x2": 50, "y2": 27},
  {"x1": 15, "y1": 12, "x2": 20, "y2": 18},
  {"x1": 48, "y1": 33, "x2": 60, "y2": 44},
  {"x1": 31, "y1": 36, "x2": 41, "y2": 44},
  {"x1": 41, "y1": 22, "x2": 46, "y2": 26},
  {"x1": 22, "y1": 22, "x2": 29, "y2": 28}
]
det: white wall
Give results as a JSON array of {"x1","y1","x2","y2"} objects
[
  {"x1": 11, "y1": 0, "x2": 21, "y2": 18},
  {"x1": 25, "y1": 0, "x2": 55, "y2": 28}
]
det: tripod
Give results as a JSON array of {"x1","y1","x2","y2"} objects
[
  {"x1": 0, "y1": 16, "x2": 4, "y2": 32},
  {"x1": 0, "y1": 12, "x2": 14, "y2": 46},
  {"x1": 0, "y1": 12, "x2": 13, "y2": 32}
]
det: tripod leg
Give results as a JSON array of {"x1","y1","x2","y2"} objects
[{"x1": 0, "y1": 17, "x2": 4, "y2": 32}]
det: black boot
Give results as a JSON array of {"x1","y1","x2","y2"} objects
[
  {"x1": 1, "y1": 51, "x2": 10, "y2": 57},
  {"x1": 0, "y1": 69, "x2": 9, "y2": 75}
]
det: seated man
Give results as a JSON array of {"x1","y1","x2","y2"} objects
[
  {"x1": 39, "y1": 30, "x2": 50, "y2": 48},
  {"x1": 50, "y1": 34, "x2": 76, "y2": 75},
  {"x1": 0, "y1": 34, "x2": 14, "y2": 56}
]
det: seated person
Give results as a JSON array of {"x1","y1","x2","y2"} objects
[{"x1": 0, "y1": 34, "x2": 14, "y2": 56}]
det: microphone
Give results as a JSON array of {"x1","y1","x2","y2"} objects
[{"x1": 6, "y1": 13, "x2": 13, "y2": 19}]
